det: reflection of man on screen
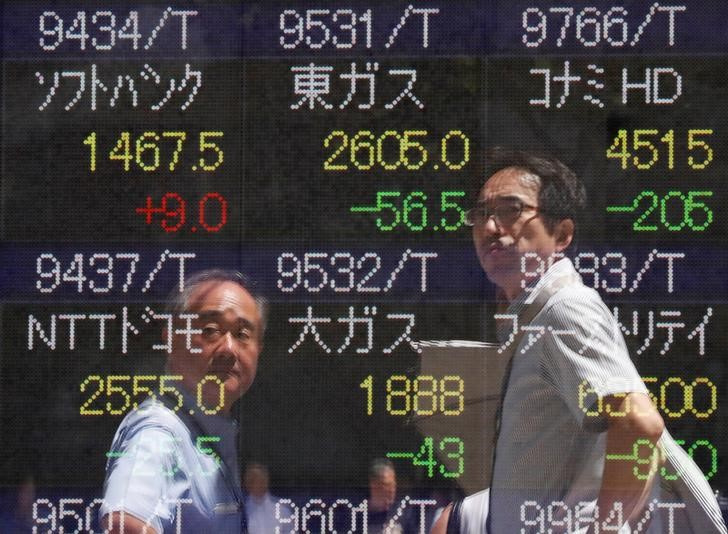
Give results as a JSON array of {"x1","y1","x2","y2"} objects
[
  {"x1": 100, "y1": 270, "x2": 266, "y2": 533},
  {"x1": 243, "y1": 462, "x2": 292, "y2": 534},
  {"x1": 366, "y1": 458, "x2": 417, "y2": 534},
  {"x1": 433, "y1": 149, "x2": 725, "y2": 533}
]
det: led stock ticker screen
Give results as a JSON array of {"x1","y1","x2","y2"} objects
[{"x1": 1, "y1": 1, "x2": 727, "y2": 532}]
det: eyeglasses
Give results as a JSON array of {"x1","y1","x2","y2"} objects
[{"x1": 464, "y1": 200, "x2": 539, "y2": 227}]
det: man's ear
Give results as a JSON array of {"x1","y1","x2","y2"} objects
[{"x1": 554, "y1": 218, "x2": 575, "y2": 252}]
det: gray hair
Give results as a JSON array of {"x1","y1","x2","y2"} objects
[
  {"x1": 368, "y1": 458, "x2": 395, "y2": 481},
  {"x1": 167, "y1": 269, "x2": 268, "y2": 339}
]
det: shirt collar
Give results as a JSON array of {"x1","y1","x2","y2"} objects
[
  {"x1": 507, "y1": 257, "x2": 578, "y2": 315},
  {"x1": 176, "y1": 384, "x2": 241, "y2": 485},
  {"x1": 496, "y1": 258, "x2": 579, "y2": 342},
  {"x1": 174, "y1": 384, "x2": 239, "y2": 441}
]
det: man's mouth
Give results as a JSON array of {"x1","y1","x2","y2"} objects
[
  {"x1": 208, "y1": 365, "x2": 239, "y2": 380},
  {"x1": 486, "y1": 241, "x2": 511, "y2": 254}
]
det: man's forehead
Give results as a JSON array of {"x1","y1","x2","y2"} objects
[
  {"x1": 186, "y1": 280, "x2": 256, "y2": 314},
  {"x1": 375, "y1": 468, "x2": 396, "y2": 480},
  {"x1": 475, "y1": 194, "x2": 524, "y2": 207},
  {"x1": 479, "y1": 167, "x2": 540, "y2": 200},
  {"x1": 246, "y1": 465, "x2": 269, "y2": 478}
]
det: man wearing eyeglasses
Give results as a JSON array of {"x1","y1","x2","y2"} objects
[
  {"x1": 100, "y1": 270, "x2": 266, "y2": 533},
  {"x1": 432, "y1": 149, "x2": 725, "y2": 533}
]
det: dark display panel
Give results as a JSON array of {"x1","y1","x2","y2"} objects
[{"x1": 1, "y1": 1, "x2": 726, "y2": 532}]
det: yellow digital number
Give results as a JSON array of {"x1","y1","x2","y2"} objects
[
  {"x1": 687, "y1": 129, "x2": 713, "y2": 169},
  {"x1": 135, "y1": 132, "x2": 161, "y2": 171},
  {"x1": 160, "y1": 375, "x2": 184, "y2": 411},
  {"x1": 607, "y1": 129, "x2": 713, "y2": 170},
  {"x1": 577, "y1": 380, "x2": 602, "y2": 417},
  {"x1": 163, "y1": 131, "x2": 187, "y2": 171},
  {"x1": 106, "y1": 375, "x2": 131, "y2": 415},
  {"x1": 79, "y1": 375, "x2": 104, "y2": 415},
  {"x1": 109, "y1": 132, "x2": 132, "y2": 170},
  {"x1": 386, "y1": 375, "x2": 411, "y2": 415},
  {"x1": 632, "y1": 129, "x2": 659, "y2": 169},
  {"x1": 132, "y1": 375, "x2": 157, "y2": 410},
  {"x1": 199, "y1": 131, "x2": 224, "y2": 171},
  {"x1": 323, "y1": 131, "x2": 348, "y2": 170},
  {"x1": 414, "y1": 376, "x2": 437, "y2": 415}
]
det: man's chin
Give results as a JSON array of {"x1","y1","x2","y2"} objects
[
  {"x1": 483, "y1": 261, "x2": 524, "y2": 291},
  {"x1": 483, "y1": 261, "x2": 516, "y2": 282},
  {"x1": 197, "y1": 380, "x2": 238, "y2": 412},
  {"x1": 223, "y1": 378, "x2": 250, "y2": 404},
  {"x1": 199, "y1": 372, "x2": 254, "y2": 411}
]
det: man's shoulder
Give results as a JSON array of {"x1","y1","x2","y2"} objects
[
  {"x1": 532, "y1": 277, "x2": 620, "y2": 341},
  {"x1": 529, "y1": 259, "x2": 603, "y2": 311},
  {"x1": 115, "y1": 400, "x2": 191, "y2": 441},
  {"x1": 541, "y1": 273, "x2": 609, "y2": 319},
  {"x1": 548, "y1": 278, "x2": 603, "y2": 306}
]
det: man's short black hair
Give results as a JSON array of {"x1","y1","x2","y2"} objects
[{"x1": 478, "y1": 147, "x2": 587, "y2": 250}]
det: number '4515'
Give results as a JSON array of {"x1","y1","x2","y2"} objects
[{"x1": 606, "y1": 129, "x2": 713, "y2": 170}]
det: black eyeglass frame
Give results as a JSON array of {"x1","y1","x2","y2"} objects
[{"x1": 464, "y1": 199, "x2": 541, "y2": 228}]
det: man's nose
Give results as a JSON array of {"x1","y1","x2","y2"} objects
[
  {"x1": 482, "y1": 213, "x2": 501, "y2": 236},
  {"x1": 217, "y1": 331, "x2": 237, "y2": 354}
]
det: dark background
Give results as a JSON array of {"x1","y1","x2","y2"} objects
[{"x1": 1, "y1": 2, "x2": 726, "y2": 529}]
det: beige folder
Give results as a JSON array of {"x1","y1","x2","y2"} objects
[{"x1": 412, "y1": 340, "x2": 508, "y2": 496}]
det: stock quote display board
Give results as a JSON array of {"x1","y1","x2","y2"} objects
[{"x1": 1, "y1": 0, "x2": 727, "y2": 532}]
